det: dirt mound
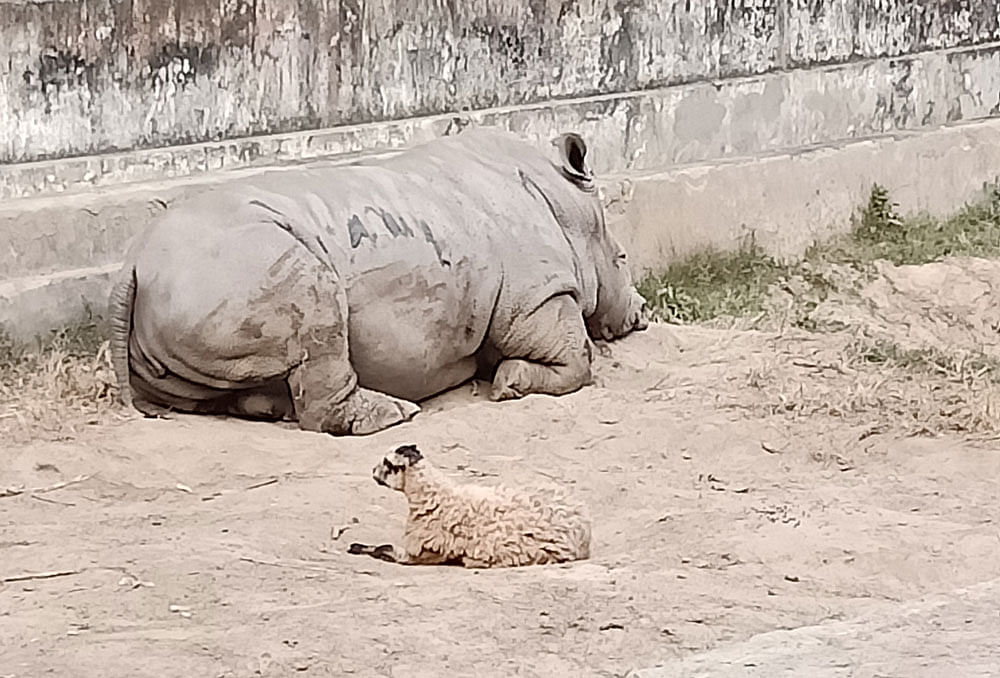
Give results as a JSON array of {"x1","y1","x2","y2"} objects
[
  {"x1": 741, "y1": 256, "x2": 1000, "y2": 436},
  {"x1": 811, "y1": 257, "x2": 1000, "y2": 361}
]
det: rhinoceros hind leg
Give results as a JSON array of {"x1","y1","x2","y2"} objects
[
  {"x1": 330, "y1": 387, "x2": 420, "y2": 435},
  {"x1": 490, "y1": 293, "x2": 592, "y2": 401},
  {"x1": 280, "y1": 268, "x2": 420, "y2": 435},
  {"x1": 288, "y1": 346, "x2": 419, "y2": 435}
]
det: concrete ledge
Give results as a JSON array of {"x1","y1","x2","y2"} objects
[
  {"x1": 4, "y1": 117, "x2": 1000, "y2": 342},
  {"x1": 0, "y1": 150, "x2": 400, "y2": 280},
  {"x1": 0, "y1": 264, "x2": 120, "y2": 343},
  {"x1": 3, "y1": 43, "x2": 1000, "y2": 202}
]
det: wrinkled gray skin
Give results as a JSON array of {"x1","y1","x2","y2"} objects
[{"x1": 109, "y1": 127, "x2": 649, "y2": 436}]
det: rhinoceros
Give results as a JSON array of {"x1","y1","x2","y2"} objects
[{"x1": 108, "y1": 127, "x2": 649, "y2": 435}]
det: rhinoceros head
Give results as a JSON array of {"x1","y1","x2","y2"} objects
[{"x1": 552, "y1": 133, "x2": 649, "y2": 342}]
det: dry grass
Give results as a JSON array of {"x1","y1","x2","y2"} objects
[
  {"x1": 732, "y1": 330, "x2": 1000, "y2": 438},
  {"x1": 0, "y1": 325, "x2": 124, "y2": 443}
]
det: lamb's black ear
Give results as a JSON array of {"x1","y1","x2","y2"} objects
[
  {"x1": 553, "y1": 132, "x2": 594, "y2": 191},
  {"x1": 394, "y1": 444, "x2": 423, "y2": 465}
]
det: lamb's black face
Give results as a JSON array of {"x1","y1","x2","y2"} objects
[
  {"x1": 372, "y1": 444, "x2": 424, "y2": 491},
  {"x1": 395, "y1": 444, "x2": 423, "y2": 464}
]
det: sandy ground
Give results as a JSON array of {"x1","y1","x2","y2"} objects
[{"x1": 3, "y1": 263, "x2": 1000, "y2": 677}]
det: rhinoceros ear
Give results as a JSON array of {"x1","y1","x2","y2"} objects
[{"x1": 553, "y1": 133, "x2": 595, "y2": 191}]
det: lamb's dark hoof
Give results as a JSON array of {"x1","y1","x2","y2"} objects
[
  {"x1": 133, "y1": 398, "x2": 175, "y2": 419},
  {"x1": 348, "y1": 542, "x2": 397, "y2": 563}
]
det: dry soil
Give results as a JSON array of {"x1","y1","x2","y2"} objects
[{"x1": 2, "y1": 260, "x2": 1000, "y2": 678}]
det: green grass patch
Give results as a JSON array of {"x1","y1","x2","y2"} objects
[
  {"x1": 838, "y1": 182, "x2": 1000, "y2": 266},
  {"x1": 636, "y1": 238, "x2": 791, "y2": 324},
  {"x1": 639, "y1": 182, "x2": 1000, "y2": 324}
]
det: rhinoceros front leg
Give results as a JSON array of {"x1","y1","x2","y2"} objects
[
  {"x1": 490, "y1": 293, "x2": 592, "y2": 401},
  {"x1": 285, "y1": 279, "x2": 419, "y2": 436}
]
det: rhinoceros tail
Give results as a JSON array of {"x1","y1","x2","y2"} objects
[{"x1": 108, "y1": 264, "x2": 137, "y2": 409}]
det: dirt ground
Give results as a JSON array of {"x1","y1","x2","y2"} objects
[{"x1": 3, "y1": 260, "x2": 1000, "y2": 677}]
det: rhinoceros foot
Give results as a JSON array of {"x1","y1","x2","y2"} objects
[
  {"x1": 488, "y1": 295, "x2": 593, "y2": 402},
  {"x1": 490, "y1": 356, "x2": 591, "y2": 402},
  {"x1": 337, "y1": 388, "x2": 421, "y2": 436},
  {"x1": 490, "y1": 359, "x2": 532, "y2": 401}
]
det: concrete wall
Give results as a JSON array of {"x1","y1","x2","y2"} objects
[
  {"x1": 2, "y1": 0, "x2": 1000, "y2": 340},
  {"x1": 4, "y1": 1, "x2": 1000, "y2": 171}
]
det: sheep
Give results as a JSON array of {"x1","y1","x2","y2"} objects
[{"x1": 348, "y1": 444, "x2": 591, "y2": 568}]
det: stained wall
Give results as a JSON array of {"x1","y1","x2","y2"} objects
[{"x1": 3, "y1": 0, "x2": 998, "y2": 166}]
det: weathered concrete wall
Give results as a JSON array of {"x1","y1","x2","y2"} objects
[
  {"x1": 2, "y1": 0, "x2": 1000, "y2": 165},
  {"x1": 2, "y1": 0, "x2": 1000, "y2": 340},
  {"x1": 6, "y1": 116, "x2": 1000, "y2": 342},
  {"x1": 0, "y1": 0, "x2": 782, "y2": 163}
]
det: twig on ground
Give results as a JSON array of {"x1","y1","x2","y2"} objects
[
  {"x1": 33, "y1": 474, "x2": 92, "y2": 494},
  {"x1": 245, "y1": 478, "x2": 279, "y2": 491},
  {"x1": 534, "y1": 469, "x2": 564, "y2": 482},
  {"x1": 645, "y1": 375, "x2": 671, "y2": 391},
  {"x1": 2, "y1": 569, "x2": 80, "y2": 584},
  {"x1": 238, "y1": 556, "x2": 338, "y2": 574},
  {"x1": 30, "y1": 494, "x2": 75, "y2": 507},
  {"x1": 761, "y1": 442, "x2": 784, "y2": 454},
  {"x1": 2, "y1": 475, "x2": 92, "y2": 503},
  {"x1": 574, "y1": 433, "x2": 616, "y2": 450}
]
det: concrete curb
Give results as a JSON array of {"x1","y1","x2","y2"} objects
[{"x1": 0, "y1": 264, "x2": 120, "y2": 343}]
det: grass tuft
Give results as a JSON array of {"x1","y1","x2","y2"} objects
[
  {"x1": 838, "y1": 183, "x2": 1000, "y2": 266},
  {"x1": 855, "y1": 183, "x2": 905, "y2": 246}
]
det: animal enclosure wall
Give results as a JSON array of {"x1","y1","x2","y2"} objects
[
  {"x1": 3, "y1": 1, "x2": 1000, "y2": 167},
  {"x1": 2, "y1": 0, "x2": 1000, "y2": 339}
]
